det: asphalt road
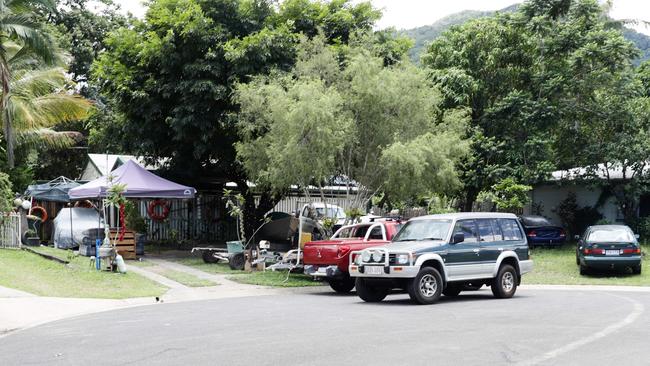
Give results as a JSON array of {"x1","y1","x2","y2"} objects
[{"x1": 1, "y1": 287, "x2": 649, "y2": 366}]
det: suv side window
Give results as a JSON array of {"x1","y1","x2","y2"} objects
[
  {"x1": 453, "y1": 220, "x2": 479, "y2": 243},
  {"x1": 367, "y1": 226, "x2": 384, "y2": 240},
  {"x1": 498, "y1": 219, "x2": 523, "y2": 241},
  {"x1": 490, "y1": 219, "x2": 504, "y2": 241},
  {"x1": 477, "y1": 219, "x2": 497, "y2": 242}
]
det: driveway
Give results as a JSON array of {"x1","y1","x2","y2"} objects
[{"x1": 1, "y1": 287, "x2": 648, "y2": 365}]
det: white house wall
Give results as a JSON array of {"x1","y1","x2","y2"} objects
[{"x1": 526, "y1": 184, "x2": 621, "y2": 224}]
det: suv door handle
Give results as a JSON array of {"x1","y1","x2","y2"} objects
[{"x1": 472, "y1": 248, "x2": 480, "y2": 254}]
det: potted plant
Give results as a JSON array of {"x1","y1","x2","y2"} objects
[{"x1": 124, "y1": 201, "x2": 147, "y2": 255}]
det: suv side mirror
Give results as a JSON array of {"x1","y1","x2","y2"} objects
[{"x1": 452, "y1": 233, "x2": 464, "y2": 244}]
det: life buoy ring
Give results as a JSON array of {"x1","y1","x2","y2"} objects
[
  {"x1": 30, "y1": 206, "x2": 48, "y2": 222},
  {"x1": 74, "y1": 200, "x2": 94, "y2": 208},
  {"x1": 147, "y1": 200, "x2": 170, "y2": 221}
]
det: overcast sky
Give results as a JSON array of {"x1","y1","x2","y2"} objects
[{"x1": 110, "y1": 0, "x2": 650, "y2": 35}]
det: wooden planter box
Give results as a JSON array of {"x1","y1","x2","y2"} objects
[{"x1": 109, "y1": 229, "x2": 136, "y2": 260}]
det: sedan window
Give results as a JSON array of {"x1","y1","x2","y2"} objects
[{"x1": 587, "y1": 228, "x2": 634, "y2": 242}]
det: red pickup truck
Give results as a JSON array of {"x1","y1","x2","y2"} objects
[{"x1": 303, "y1": 220, "x2": 402, "y2": 293}]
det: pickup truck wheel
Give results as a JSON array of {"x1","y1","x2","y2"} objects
[
  {"x1": 355, "y1": 278, "x2": 388, "y2": 302},
  {"x1": 442, "y1": 284, "x2": 462, "y2": 297},
  {"x1": 408, "y1": 267, "x2": 443, "y2": 305},
  {"x1": 491, "y1": 264, "x2": 517, "y2": 299},
  {"x1": 228, "y1": 253, "x2": 245, "y2": 271},
  {"x1": 329, "y1": 275, "x2": 356, "y2": 293},
  {"x1": 202, "y1": 251, "x2": 219, "y2": 264}
]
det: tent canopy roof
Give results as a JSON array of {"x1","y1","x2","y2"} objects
[
  {"x1": 69, "y1": 160, "x2": 196, "y2": 200},
  {"x1": 25, "y1": 176, "x2": 81, "y2": 202}
]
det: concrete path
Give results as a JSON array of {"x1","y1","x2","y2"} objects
[{"x1": 126, "y1": 258, "x2": 292, "y2": 303}]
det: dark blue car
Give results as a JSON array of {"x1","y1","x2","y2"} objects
[{"x1": 518, "y1": 215, "x2": 566, "y2": 247}]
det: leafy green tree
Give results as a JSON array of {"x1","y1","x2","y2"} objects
[
  {"x1": 478, "y1": 178, "x2": 532, "y2": 213},
  {"x1": 422, "y1": 0, "x2": 641, "y2": 210},
  {"x1": 91, "y1": 0, "x2": 393, "y2": 236},
  {"x1": 235, "y1": 36, "x2": 469, "y2": 210}
]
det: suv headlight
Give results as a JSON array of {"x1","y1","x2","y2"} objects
[
  {"x1": 354, "y1": 254, "x2": 362, "y2": 265},
  {"x1": 396, "y1": 253, "x2": 409, "y2": 265},
  {"x1": 371, "y1": 251, "x2": 383, "y2": 262},
  {"x1": 361, "y1": 251, "x2": 371, "y2": 263}
]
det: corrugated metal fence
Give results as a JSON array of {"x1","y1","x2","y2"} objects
[{"x1": 0, "y1": 213, "x2": 21, "y2": 249}]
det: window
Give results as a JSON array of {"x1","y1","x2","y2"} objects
[
  {"x1": 587, "y1": 227, "x2": 634, "y2": 242},
  {"x1": 453, "y1": 220, "x2": 479, "y2": 243},
  {"x1": 477, "y1": 219, "x2": 497, "y2": 242},
  {"x1": 498, "y1": 219, "x2": 523, "y2": 241},
  {"x1": 490, "y1": 219, "x2": 504, "y2": 241},
  {"x1": 352, "y1": 225, "x2": 371, "y2": 238},
  {"x1": 368, "y1": 226, "x2": 384, "y2": 240},
  {"x1": 392, "y1": 219, "x2": 452, "y2": 242}
]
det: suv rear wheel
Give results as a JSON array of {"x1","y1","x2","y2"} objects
[
  {"x1": 408, "y1": 267, "x2": 443, "y2": 305},
  {"x1": 355, "y1": 278, "x2": 388, "y2": 302},
  {"x1": 329, "y1": 275, "x2": 356, "y2": 293},
  {"x1": 491, "y1": 264, "x2": 518, "y2": 299}
]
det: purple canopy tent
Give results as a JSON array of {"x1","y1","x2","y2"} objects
[{"x1": 69, "y1": 160, "x2": 196, "y2": 199}]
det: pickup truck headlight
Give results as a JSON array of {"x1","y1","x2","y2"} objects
[
  {"x1": 371, "y1": 251, "x2": 383, "y2": 262},
  {"x1": 396, "y1": 254, "x2": 409, "y2": 265},
  {"x1": 361, "y1": 251, "x2": 371, "y2": 263}
]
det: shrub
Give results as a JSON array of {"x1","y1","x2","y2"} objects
[{"x1": 0, "y1": 173, "x2": 13, "y2": 213}]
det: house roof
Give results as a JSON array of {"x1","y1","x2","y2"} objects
[
  {"x1": 550, "y1": 163, "x2": 640, "y2": 181},
  {"x1": 87, "y1": 154, "x2": 161, "y2": 176}
]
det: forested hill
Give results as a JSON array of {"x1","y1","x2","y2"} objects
[{"x1": 401, "y1": 5, "x2": 650, "y2": 65}]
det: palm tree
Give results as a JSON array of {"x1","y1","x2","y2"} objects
[
  {"x1": 0, "y1": 0, "x2": 58, "y2": 167},
  {"x1": 6, "y1": 66, "x2": 92, "y2": 153}
]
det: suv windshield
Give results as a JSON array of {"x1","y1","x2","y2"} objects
[
  {"x1": 392, "y1": 219, "x2": 452, "y2": 242},
  {"x1": 587, "y1": 227, "x2": 634, "y2": 242}
]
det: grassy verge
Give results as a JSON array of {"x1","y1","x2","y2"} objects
[
  {"x1": 147, "y1": 266, "x2": 218, "y2": 287},
  {"x1": 0, "y1": 248, "x2": 167, "y2": 299},
  {"x1": 227, "y1": 271, "x2": 323, "y2": 287},
  {"x1": 168, "y1": 257, "x2": 245, "y2": 275},
  {"x1": 525, "y1": 244, "x2": 650, "y2": 286}
]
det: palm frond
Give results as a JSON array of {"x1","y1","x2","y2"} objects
[
  {"x1": 8, "y1": 92, "x2": 92, "y2": 130},
  {"x1": 15, "y1": 128, "x2": 76, "y2": 150},
  {"x1": 0, "y1": 14, "x2": 56, "y2": 64}
]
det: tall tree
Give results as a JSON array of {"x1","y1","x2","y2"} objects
[
  {"x1": 0, "y1": 0, "x2": 59, "y2": 168},
  {"x1": 235, "y1": 37, "x2": 469, "y2": 209},
  {"x1": 91, "y1": 0, "x2": 396, "y2": 236}
]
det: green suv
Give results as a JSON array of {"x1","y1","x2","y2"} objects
[{"x1": 349, "y1": 212, "x2": 533, "y2": 305}]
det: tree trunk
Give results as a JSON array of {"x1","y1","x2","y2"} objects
[{"x1": 463, "y1": 188, "x2": 479, "y2": 212}]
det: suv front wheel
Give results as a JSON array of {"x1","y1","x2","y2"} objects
[
  {"x1": 491, "y1": 264, "x2": 518, "y2": 299},
  {"x1": 355, "y1": 278, "x2": 388, "y2": 302},
  {"x1": 408, "y1": 267, "x2": 443, "y2": 305}
]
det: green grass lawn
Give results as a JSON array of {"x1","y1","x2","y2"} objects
[
  {"x1": 147, "y1": 266, "x2": 218, "y2": 287},
  {"x1": 168, "y1": 257, "x2": 246, "y2": 275},
  {"x1": 0, "y1": 248, "x2": 167, "y2": 299},
  {"x1": 525, "y1": 244, "x2": 650, "y2": 286},
  {"x1": 227, "y1": 271, "x2": 323, "y2": 287}
]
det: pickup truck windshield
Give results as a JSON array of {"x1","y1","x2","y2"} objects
[{"x1": 393, "y1": 219, "x2": 452, "y2": 242}]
